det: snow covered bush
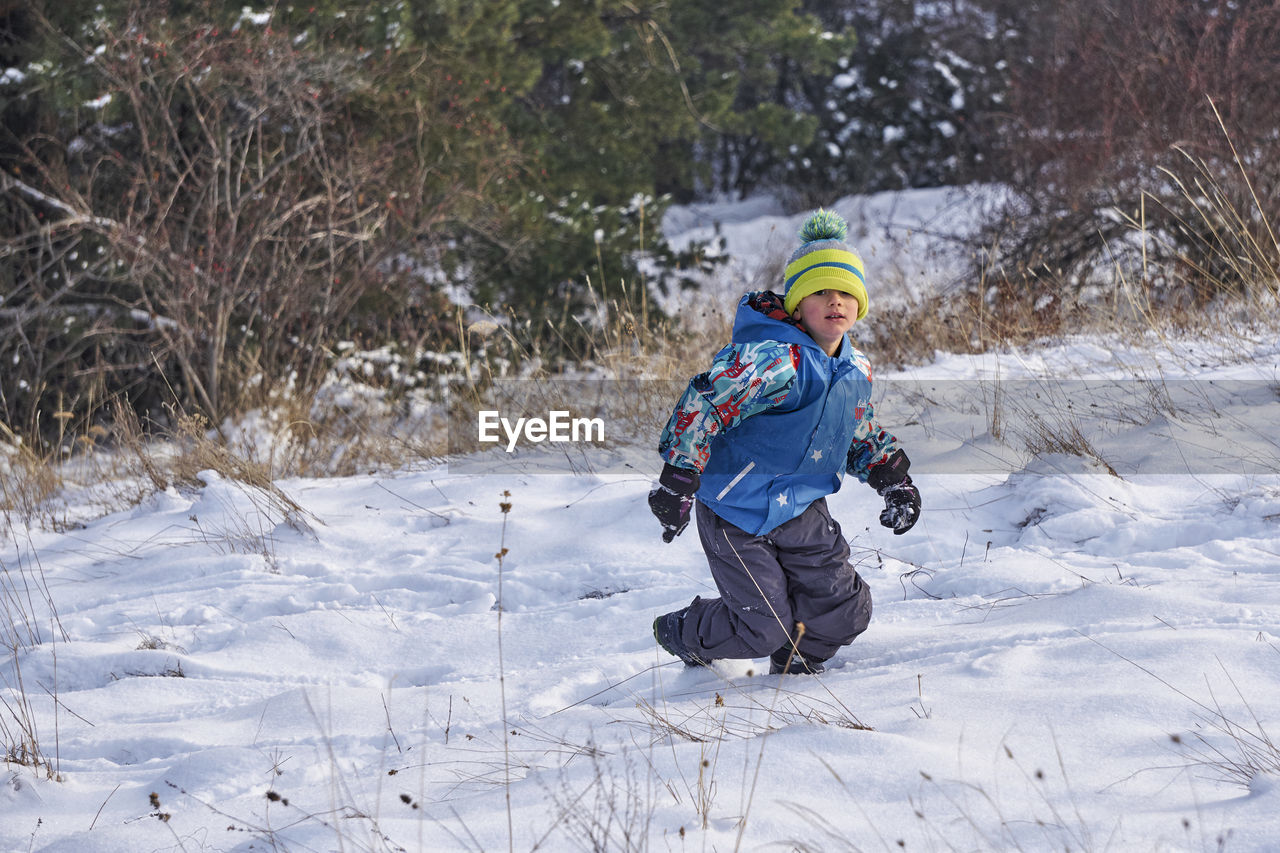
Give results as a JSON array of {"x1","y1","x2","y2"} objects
[
  {"x1": 979, "y1": 0, "x2": 1280, "y2": 308},
  {"x1": 0, "y1": 4, "x2": 516, "y2": 445}
]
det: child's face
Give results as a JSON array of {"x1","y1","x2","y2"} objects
[{"x1": 792, "y1": 288, "x2": 858, "y2": 355}]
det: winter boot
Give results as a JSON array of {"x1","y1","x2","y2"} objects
[
  {"x1": 769, "y1": 645, "x2": 827, "y2": 675},
  {"x1": 653, "y1": 601, "x2": 710, "y2": 667}
]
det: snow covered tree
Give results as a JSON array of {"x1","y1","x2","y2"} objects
[
  {"x1": 659, "y1": 0, "x2": 854, "y2": 201},
  {"x1": 425, "y1": 0, "x2": 852, "y2": 335},
  {"x1": 773, "y1": 0, "x2": 1012, "y2": 200}
]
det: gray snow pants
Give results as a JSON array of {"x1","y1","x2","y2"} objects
[{"x1": 679, "y1": 497, "x2": 873, "y2": 663}]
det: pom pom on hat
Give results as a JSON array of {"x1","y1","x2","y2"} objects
[
  {"x1": 782, "y1": 209, "x2": 868, "y2": 320},
  {"x1": 798, "y1": 209, "x2": 849, "y2": 244}
]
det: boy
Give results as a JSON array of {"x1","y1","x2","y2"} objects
[{"x1": 648, "y1": 209, "x2": 920, "y2": 675}]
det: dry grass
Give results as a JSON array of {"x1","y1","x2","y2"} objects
[
  {"x1": 0, "y1": 276, "x2": 712, "y2": 548},
  {"x1": 545, "y1": 746, "x2": 657, "y2": 852},
  {"x1": 444, "y1": 285, "x2": 719, "y2": 464},
  {"x1": 214, "y1": 386, "x2": 450, "y2": 480},
  {"x1": 1170, "y1": 658, "x2": 1280, "y2": 790},
  {"x1": 857, "y1": 260, "x2": 1248, "y2": 373},
  {"x1": 0, "y1": 438, "x2": 61, "y2": 532},
  {"x1": 863, "y1": 114, "x2": 1278, "y2": 372},
  {"x1": 860, "y1": 286, "x2": 1063, "y2": 369},
  {"x1": 1, "y1": 521, "x2": 65, "y2": 779}
]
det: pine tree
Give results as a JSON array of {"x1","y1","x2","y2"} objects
[{"x1": 786, "y1": 0, "x2": 1011, "y2": 197}]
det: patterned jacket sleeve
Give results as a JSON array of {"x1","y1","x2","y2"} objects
[
  {"x1": 846, "y1": 399, "x2": 903, "y2": 484},
  {"x1": 658, "y1": 340, "x2": 799, "y2": 473}
]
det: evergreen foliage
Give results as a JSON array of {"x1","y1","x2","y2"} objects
[
  {"x1": 664, "y1": 0, "x2": 855, "y2": 200},
  {"x1": 782, "y1": 0, "x2": 1011, "y2": 199}
]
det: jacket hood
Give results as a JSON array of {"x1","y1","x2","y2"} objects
[{"x1": 731, "y1": 291, "x2": 848, "y2": 357}]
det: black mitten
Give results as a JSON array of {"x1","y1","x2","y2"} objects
[
  {"x1": 648, "y1": 464, "x2": 700, "y2": 543},
  {"x1": 867, "y1": 449, "x2": 920, "y2": 535},
  {"x1": 879, "y1": 477, "x2": 921, "y2": 535}
]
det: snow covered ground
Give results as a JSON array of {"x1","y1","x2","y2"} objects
[{"x1": 4, "y1": 191, "x2": 1280, "y2": 852}]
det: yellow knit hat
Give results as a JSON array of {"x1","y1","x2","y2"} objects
[{"x1": 782, "y1": 209, "x2": 868, "y2": 320}]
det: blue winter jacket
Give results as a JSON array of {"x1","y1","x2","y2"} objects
[{"x1": 658, "y1": 292, "x2": 900, "y2": 535}]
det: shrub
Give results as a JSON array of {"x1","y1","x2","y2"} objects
[
  {"x1": 1, "y1": 6, "x2": 516, "y2": 442},
  {"x1": 978, "y1": 0, "x2": 1280, "y2": 305}
]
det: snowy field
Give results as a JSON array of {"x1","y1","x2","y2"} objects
[{"x1": 4, "y1": 191, "x2": 1280, "y2": 852}]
